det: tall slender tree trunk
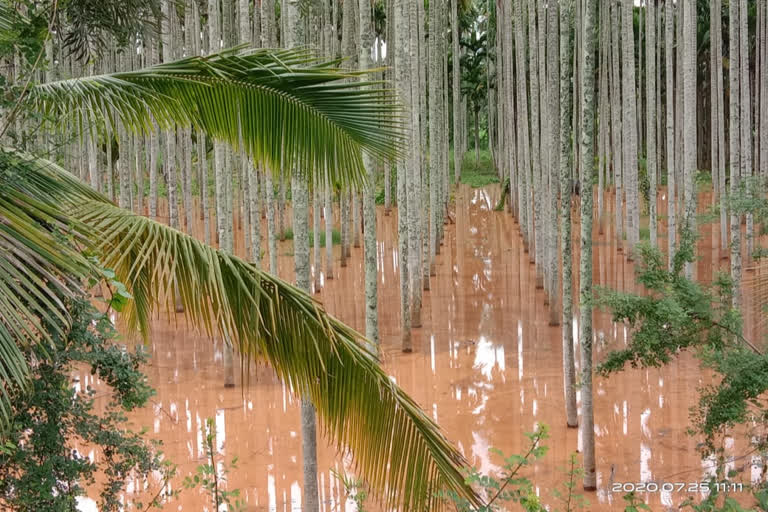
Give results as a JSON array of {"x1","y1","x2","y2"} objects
[
  {"x1": 579, "y1": 0, "x2": 597, "y2": 491},
  {"x1": 451, "y1": 0, "x2": 461, "y2": 183},
  {"x1": 729, "y1": 0, "x2": 742, "y2": 306},
  {"x1": 647, "y1": 0, "x2": 657, "y2": 248},
  {"x1": 761, "y1": 0, "x2": 768, "y2": 189},
  {"x1": 419, "y1": 0, "x2": 431, "y2": 289},
  {"x1": 622, "y1": 0, "x2": 638, "y2": 257},
  {"x1": 739, "y1": 0, "x2": 752, "y2": 267},
  {"x1": 429, "y1": 0, "x2": 440, "y2": 276},
  {"x1": 514, "y1": 0, "x2": 531, "y2": 253},
  {"x1": 711, "y1": 0, "x2": 727, "y2": 253},
  {"x1": 610, "y1": 2, "x2": 624, "y2": 251},
  {"x1": 283, "y1": 2, "x2": 319, "y2": 509},
  {"x1": 407, "y1": 0, "x2": 423, "y2": 327},
  {"x1": 560, "y1": 0, "x2": 577, "y2": 429},
  {"x1": 360, "y1": 0, "x2": 379, "y2": 345},
  {"x1": 261, "y1": 0, "x2": 278, "y2": 275},
  {"x1": 147, "y1": 36, "x2": 159, "y2": 219},
  {"x1": 324, "y1": 173, "x2": 334, "y2": 279},
  {"x1": 665, "y1": 0, "x2": 676, "y2": 268},
  {"x1": 199, "y1": 130, "x2": 211, "y2": 245},
  {"x1": 682, "y1": 0, "x2": 697, "y2": 279},
  {"x1": 547, "y1": 0, "x2": 560, "y2": 326},
  {"x1": 529, "y1": 0, "x2": 543, "y2": 279},
  {"x1": 395, "y1": 0, "x2": 412, "y2": 352}
]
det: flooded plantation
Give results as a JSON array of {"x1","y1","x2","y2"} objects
[{"x1": 67, "y1": 186, "x2": 761, "y2": 511}]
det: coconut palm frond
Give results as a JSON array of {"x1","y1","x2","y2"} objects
[
  {"x1": 71, "y1": 197, "x2": 479, "y2": 511},
  {"x1": 0, "y1": 149, "x2": 101, "y2": 428},
  {"x1": 27, "y1": 47, "x2": 405, "y2": 189}
]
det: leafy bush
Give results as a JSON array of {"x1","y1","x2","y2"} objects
[{"x1": 0, "y1": 297, "x2": 172, "y2": 510}]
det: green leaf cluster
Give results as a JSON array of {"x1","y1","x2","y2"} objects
[{"x1": 0, "y1": 297, "x2": 167, "y2": 510}]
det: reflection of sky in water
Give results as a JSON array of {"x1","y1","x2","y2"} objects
[
  {"x1": 473, "y1": 336, "x2": 505, "y2": 381},
  {"x1": 471, "y1": 431, "x2": 501, "y2": 477}
]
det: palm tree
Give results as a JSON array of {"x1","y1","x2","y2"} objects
[
  {"x1": 559, "y1": 0, "x2": 578, "y2": 430},
  {"x1": 578, "y1": 0, "x2": 598, "y2": 491},
  {"x1": 1, "y1": 46, "x2": 480, "y2": 511}
]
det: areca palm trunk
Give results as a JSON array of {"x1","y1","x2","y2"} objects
[
  {"x1": 665, "y1": 0, "x2": 676, "y2": 267},
  {"x1": 198, "y1": 130, "x2": 210, "y2": 245},
  {"x1": 647, "y1": 0, "x2": 657, "y2": 248},
  {"x1": 324, "y1": 174, "x2": 333, "y2": 279},
  {"x1": 278, "y1": 175, "x2": 286, "y2": 242},
  {"x1": 419, "y1": 0, "x2": 430, "y2": 289},
  {"x1": 762, "y1": 0, "x2": 768, "y2": 187},
  {"x1": 729, "y1": 0, "x2": 741, "y2": 306},
  {"x1": 340, "y1": 0, "x2": 355, "y2": 271},
  {"x1": 261, "y1": 0, "x2": 278, "y2": 275},
  {"x1": 682, "y1": 0, "x2": 696, "y2": 279},
  {"x1": 429, "y1": 0, "x2": 439, "y2": 277},
  {"x1": 610, "y1": 3, "x2": 623, "y2": 250},
  {"x1": 739, "y1": 0, "x2": 752, "y2": 267},
  {"x1": 205, "y1": 0, "x2": 235, "y2": 387},
  {"x1": 547, "y1": 0, "x2": 560, "y2": 326},
  {"x1": 283, "y1": 1, "x2": 319, "y2": 509},
  {"x1": 147, "y1": 36, "x2": 159, "y2": 219},
  {"x1": 622, "y1": 0, "x2": 638, "y2": 257},
  {"x1": 395, "y1": 0, "x2": 411, "y2": 352},
  {"x1": 528, "y1": 0, "x2": 543, "y2": 278},
  {"x1": 360, "y1": 0, "x2": 379, "y2": 345},
  {"x1": 579, "y1": 0, "x2": 597, "y2": 491},
  {"x1": 514, "y1": 0, "x2": 531, "y2": 253},
  {"x1": 340, "y1": 190, "x2": 348, "y2": 267},
  {"x1": 711, "y1": 0, "x2": 727, "y2": 252},
  {"x1": 761, "y1": 0, "x2": 768, "y2": 187},
  {"x1": 560, "y1": 0, "x2": 577, "y2": 429},
  {"x1": 451, "y1": 0, "x2": 461, "y2": 183},
  {"x1": 407, "y1": 0, "x2": 423, "y2": 327}
]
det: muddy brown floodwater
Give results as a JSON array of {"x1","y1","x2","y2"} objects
[{"x1": 74, "y1": 185, "x2": 767, "y2": 511}]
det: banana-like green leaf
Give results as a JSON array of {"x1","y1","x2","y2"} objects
[
  {"x1": 72, "y1": 198, "x2": 480, "y2": 511},
  {"x1": 27, "y1": 47, "x2": 405, "y2": 189},
  {"x1": 0, "y1": 149, "x2": 101, "y2": 429}
]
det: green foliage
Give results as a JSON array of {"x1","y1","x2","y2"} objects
[
  {"x1": 595, "y1": 228, "x2": 768, "y2": 455},
  {"x1": 494, "y1": 177, "x2": 510, "y2": 211},
  {"x1": 438, "y1": 424, "x2": 549, "y2": 511},
  {"x1": 27, "y1": 47, "x2": 403, "y2": 191},
  {"x1": 0, "y1": 148, "x2": 103, "y2": 428},
  {"x1": 331, "y1": 469, "x2": 369, "y2": 512},
  {"x1": 455, "y1": 149, "x2": 498, "y2": 188},
  {"x1": 638, "y1": 157, "x2": 650, "y2": 210},
  {"x1": 622, "y1": 492, "x2": 652, "y2": 512},
  {"x1": 183, "y1": 418, "x2": 245, "y2": 512},
  {"x1": 551, "y1": 453, "x2": 589, "y2": 512},
  {"x1": 680, "y1": 478, "x2": 768, "y2": 512},
  {"x1": 375, "y1": 165, "x2": 396, "y2": 205},
  {"x1": 282, "y1": 227, "x2": 341, "y2": 247},
  {"x1": 0, "y1": 297, "x2": 171, "y2": 510},
  {"x1": 76, "y1": 196, "x2": 480, "y2": 510}
]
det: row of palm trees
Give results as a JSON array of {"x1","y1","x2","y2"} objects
[
  {"x1": 0, "y1": 0, "x2": 486, "y2": 510},
  {"x1": 491, "y1": 0, "x2": 768, "y2": 491}
]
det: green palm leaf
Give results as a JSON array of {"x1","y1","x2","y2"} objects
[
  {"x1": 27, "y1": 47, "x2": 404, "y2": 189},
  {"x1": 71, "y1": 197, "x2": 479, "y2": 511},
  {"x1": 0, "y1": 149, "x2": 102, "y2": 429}
]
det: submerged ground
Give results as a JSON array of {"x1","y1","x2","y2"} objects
[{"x1": 76, "y1": 184, "x2": 764, "y2": 511}]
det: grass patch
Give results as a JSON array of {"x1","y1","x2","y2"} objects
[
  {"x1": 453, "y1": 148, "x2": 498, "y2": 188},
  {"x1": 281, "y1": 228, "x2": 341, "y2": 247}
]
